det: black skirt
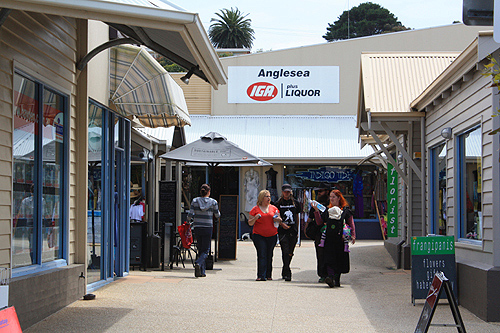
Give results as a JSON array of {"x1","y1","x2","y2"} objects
[{"x1": 322, "y1": 211, "x2": 350, "y2": 274}]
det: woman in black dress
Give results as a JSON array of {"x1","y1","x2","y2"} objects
[{"x1": 311, "y1": 189, "x2": 356, "y2": 287}]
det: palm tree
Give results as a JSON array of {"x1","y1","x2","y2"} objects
[{"x1": 208, "y1": 7, "x2": 255, "y2": 49}]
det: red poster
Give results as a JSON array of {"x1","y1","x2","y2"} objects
[{"x1": 0, "y1": 306, "x2": 22, "y2": 332}]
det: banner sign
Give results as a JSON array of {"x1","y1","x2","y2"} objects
[
  {"x1": 293, "y1": 167, "x2": 354, "y2": 183},
  {"x1": 387, "y1": 163, "x2": 398, "y2": 237},
  {"x1": 411, "y1": 236, "x2": 457, "y2": 303},
  {"x1": 228, "y1": 66, "x2": 340, "y2": 103}
]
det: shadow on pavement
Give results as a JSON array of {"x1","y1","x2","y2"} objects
[{"x1": 24, "y1": 307, "x2": 133, "y2": 333}]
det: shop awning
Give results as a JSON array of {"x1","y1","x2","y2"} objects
[
  {"x1": 110, "y1": 45, "x2": 190, "y2": 128},
  {"x1": 1, "y1": 0, "x2": 227, "y2": 88}
]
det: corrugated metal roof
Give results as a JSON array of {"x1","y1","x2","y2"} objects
[
  {"x1": 361, "y1": 52, "x2": 459, "y2": 113},
  {"x1": 179, "y1": 115, "x2": 373, "y2": 162}
]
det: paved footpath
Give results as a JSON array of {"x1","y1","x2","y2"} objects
[{"x1": 26, "y1": 240, "x2": 500, "y2": 332}]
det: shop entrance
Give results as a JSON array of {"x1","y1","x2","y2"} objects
[{"x1": 87, "y1": 100, "x2": 130, "y2": 288}]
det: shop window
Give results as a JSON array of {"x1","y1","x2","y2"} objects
[
  {"x1": 12, "y1": 71, "x2": 68, "y2": 269},
  {"x1": 88, "y1": 99, "x2": 131, "y2": 285},
  {"x1": 430, "y1": 143, "x2": 447, "y2": 235},
  {"x1": 457, "y1": 126, "x2": 482, "y2": 241},
  {"x1": 283, "y1": 165, "x2": 376, "y2": 219}
]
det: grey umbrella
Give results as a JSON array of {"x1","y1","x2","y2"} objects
[
  {"x1": 160, "y1": 132, "x2": 270, "y2": 262},
  {"x1": 159, "y1": 132, "x2": 270, "y2": 166}
]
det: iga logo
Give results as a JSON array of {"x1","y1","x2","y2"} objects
[{"x1": 247, "y1": 82, "x2": 277, "y2": 101}]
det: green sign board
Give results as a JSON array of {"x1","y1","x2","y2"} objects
[
  {"x1": 411, "y1": 236, "x2": 457, "y2": 303},
  {"x1": 411, "y1": 236, "x2": 455, "y2": 255},
  {"x1": 387, "y1": 163, "x2": 398, "y2": 237}
]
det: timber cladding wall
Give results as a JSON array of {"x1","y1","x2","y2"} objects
[
  {"x1": 0, "y1": 10, "x2": 78, "y2": 267},
  {"x1": 425, "y1": 67, "x2": 494, "y2": 253},
  {"x1": 171, "y1": 73, "x2": 212, "y2": 115}
]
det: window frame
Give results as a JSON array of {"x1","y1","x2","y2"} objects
[
  {"x1": 429, "y1": 142, "x2": 446, "y2": 235},
  {"x1": 456, "y1": 124, "x2": 482, "y2": 245},
  {"x1": 12, "y1": 69, "x2": 70, "y2": 277}
]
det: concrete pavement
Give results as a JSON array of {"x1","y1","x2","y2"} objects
[{"x1": 25, "y1": 240, "x2": 500, "y2": 332}]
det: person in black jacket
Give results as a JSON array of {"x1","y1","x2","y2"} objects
[
  {"x1": 304, "y1": 183, "x2": 331, "y2": 282},
  {"x1": 274, "y1": 184, "x2": 301, "y2": 281}
]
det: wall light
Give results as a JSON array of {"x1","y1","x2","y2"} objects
[
  {"x1": 441, "y1": 127, "x2": 453, "y2": 140},
  {"x1": 180, "y1": 66, "x2": 196, "y2": 85},
  {"x1": 397, "y1": 152, "x2": 404, "y2": 164}
]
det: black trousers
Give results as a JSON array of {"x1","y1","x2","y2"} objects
[
  {"x1": 314, "y1": 239, "x2": 327, "y2": 278},
  {"x1": 279, "y1": 232, "x2": 297, "y2": 278}
]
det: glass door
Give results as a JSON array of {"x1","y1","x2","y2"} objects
[{"x1": 87, "y1": 101, "x2": 130, "y2": 287}]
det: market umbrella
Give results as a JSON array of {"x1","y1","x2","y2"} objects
[
  {"x1": 110, "y1": 44, "x2": 190, "y2": 128},
  {"x1": 160, "y1": 132, "x2": 271, "y2": 261},
  {"x1": 159, "y1": 132, "x2": 269, "y2": 166}
]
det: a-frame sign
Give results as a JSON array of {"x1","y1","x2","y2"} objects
[{"x1": 415, "y1": 272, "x2": 466, "y2": 333}]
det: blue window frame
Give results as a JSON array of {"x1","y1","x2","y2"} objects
[
  {"x1": 456, "y1": 126, "x2": 482, "y2": 242},
  {"x1": 430, "y1": 143, "x2": 447, "y2": 235},
  {"x1": 87, "y1": 99, "x2": 130, "y2": 289},
  {"x1": 12, "y1": 70, "x2": 69, "y2": 273}
]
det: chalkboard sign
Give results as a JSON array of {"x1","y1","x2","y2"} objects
[
  {"x1": 411, "y1": 236, "x2": 457, "y2": 304},
  {"x1": 218, "y1": 195, "x2": 238, "y2": 260},
  {"x1": 159, "y1": 181, "x2": 176, "y2": 223},
  {"x1": 415, "y1": 272, "x2": 466, "y2": 333}
]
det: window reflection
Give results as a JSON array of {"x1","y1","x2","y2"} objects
[
  {"x1": 12, "y1": 72, "x2": 66, "y2": 268},
  {"x1": 88, "y1": 102, "x2": 103, "y2": 284},
  {"x1": 12, "y1": 75, "x2": 37, "y2": 268},
  {"x1": 431, "y1": 143, "x2": 447, "y2": 235},
  {"x1": 460, "y1": 127, "x2": 482, "y2": 240},
  {"x1": 42, "y1": 89, "x2": 64, "y2": 262}
]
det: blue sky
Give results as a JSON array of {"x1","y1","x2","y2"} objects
[{"x1": 177, "y1": 0, "x2": 468, "y2": 51}]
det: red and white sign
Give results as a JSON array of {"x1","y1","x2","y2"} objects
[{"x1": 228, "y1": 66, "x2": 339, "y2": 104}]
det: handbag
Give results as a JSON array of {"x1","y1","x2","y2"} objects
[
  {"x1": 178, "y1": 222, "x2": 193, "y2": 249},
  {"x1": 305, "y1": 220, "x2": 319, "y2": 239}
]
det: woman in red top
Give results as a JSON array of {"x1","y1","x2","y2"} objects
[{"x1": 249, "y1": 190, "x2": 282, "y2": 281}]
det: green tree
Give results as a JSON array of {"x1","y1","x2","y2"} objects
[
  {"x1": 156, "y1": 55, "x2": 186, "y2": 73},
  {"x1": 208, "y1": 7, "x2": 255, "y2": 49},
  {"x1": 323, "y1": 2, "x2": 409, "y2": 41}
]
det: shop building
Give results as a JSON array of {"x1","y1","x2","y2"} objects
[
  {"x1": 0, "y1": 0, "x2": 225, "y2": 329},
  {"x1": 357, "y1": 31, "x2": 500, "y2": 321},
  {"x1": 171, "y1": 24, "x2": 484, "y2": 239}
]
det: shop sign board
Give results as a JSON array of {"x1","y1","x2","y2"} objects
[
  {"x1": 414, "y1": 271, "x2": 465, "y2": 333},
  {"x1": 218, "y1": 195, "x2": 238, "y2": 260},
  {"x1": 228, "y1": 66, "x2": 339, "y2": 103},
  {"x1": 293, "y1": 167, "x2": 354, "y2": 183},
  {"x1": 411, "y1": 236, "x2": 457, "y2": 304},
  {"x1": 387, "y1": 163, "x2": 398, "y2": 237}
]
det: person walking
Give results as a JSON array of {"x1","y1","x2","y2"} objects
[
  {"x1": 274, "y1": 184, "x2": 301, "y2": 281},
  {"x1": 248, "y1": 189, "x2": 282, "y2": 281},
  {"x1": 311, "y1": 189, "x2": 356, "y2": 288},
  {"x1": 304, "y1": 184, "x2": 331, "y2": 282},
  {"x1": 188, "y1": 184, "x2": 220, "y2": 278}
]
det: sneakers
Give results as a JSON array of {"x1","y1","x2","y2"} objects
[
  {"x1": 318, "y1": 277, "x2": 326, "y2": 283},
  {"x1": 194, "y1": 264, "x2": 202, "y2": 277},
  {"x1": 325, "y1": 276, "x2": 335, "y2": 288},
  {"x1": 284, "y1": 276, "x2": 291, "y2": 281}
]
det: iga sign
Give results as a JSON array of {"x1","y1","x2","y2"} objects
[{"x1": 228, "y1": 66, "x2": 339, "y2": 103}]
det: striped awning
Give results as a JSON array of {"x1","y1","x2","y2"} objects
[{"x1": 110, "y1": 44, "x2": 190, "y2": 128}]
